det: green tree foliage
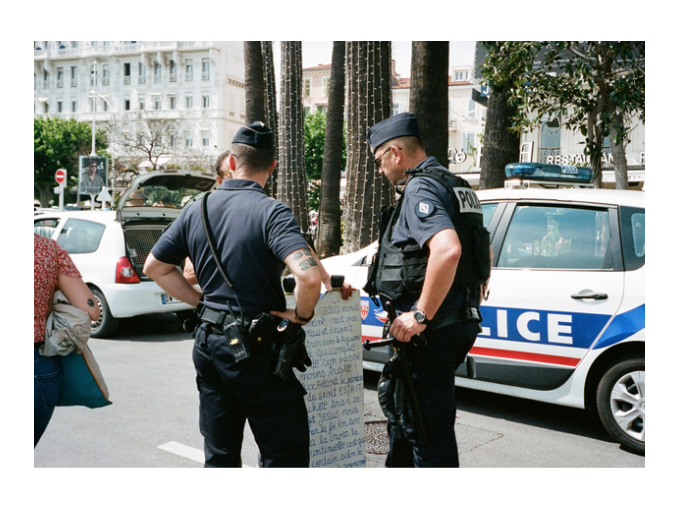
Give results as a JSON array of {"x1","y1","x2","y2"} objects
[
  {"x1": 304, "y1": 111, "x2": 347, "y2": 212},
  {"x1": 479, "y1": 42, "x2": 537, "y2": 189},
  {"x1": 517, "y1": 41, "x2": 645, "y2": 187},
  {"x1": 34, "y1": 116, "x2": 108, "y2": 206}
]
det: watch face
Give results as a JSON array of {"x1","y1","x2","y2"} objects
[{"x1": 415, "y1": 310, "x2": 426, "y2": 323}]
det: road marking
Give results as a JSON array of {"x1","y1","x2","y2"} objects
[
  {"x1": 157, "y1": 441, "x2": 255, "y2": 467},
  {"x1": 157, "y1": 441, "x2": 204, "y2": 464}
]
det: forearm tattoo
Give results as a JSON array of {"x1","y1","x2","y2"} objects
[{"x1": 87, "y1": 299, "x2": 95, "y2": 307}]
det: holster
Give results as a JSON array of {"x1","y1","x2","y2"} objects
[{"x1": 272, "y1": 322, "x2": 312, "y2": 381}]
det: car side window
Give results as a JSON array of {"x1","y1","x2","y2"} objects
[
  {"x1": 34, "y1": 218, "x2": 60, "y2": 239},
  {"x1": 498, "y1": 205, "x2": 612, "y2": 270},
  {"x1": 56, "y1": 218, "x2": 106, "y2": 254},
  {"x1": 482, "y1": 203, "x2": 498, "y2": 229},
  {"x1": 619, "y1": 206, "x2": 645, "y2": 270}
]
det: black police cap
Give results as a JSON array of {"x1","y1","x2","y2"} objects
[
  {"x1": 232, "y1": 121, "x2": 275, "y2": 150},
  {"x1": 366, "y1": 112, "x2": 421, "y2": 153}
]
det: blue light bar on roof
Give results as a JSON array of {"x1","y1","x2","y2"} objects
[{"x1": 505, "y1": 163, "x2": 594, "y2": 183}]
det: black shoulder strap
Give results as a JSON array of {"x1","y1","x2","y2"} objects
[{"x1": 201, "y1": 192, "x2": 244, "y2": 317}]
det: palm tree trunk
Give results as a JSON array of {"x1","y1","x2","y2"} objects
[
  {"x1": 479, "y1": 89, "x2": 520, "y2": 189},
  {"x1": 278, "y1": 41, "x2": 310, "y2": 236},
  {"x1": 244, "y1": 42, "x2": 266, "y2": 124},
  {"x1": 409, "y1": 41, "x2": 449, "y2": 167},
  {"x1": 343, "y1": 41, "x2": 393, "y2": 254},
  {"x1": 262, "y1": 41, "x2": 279, "y2": 197},
  {"x1": 317, "y1": 41, "x2": 346, "y2": 258}
]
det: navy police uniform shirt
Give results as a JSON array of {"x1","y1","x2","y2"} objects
[
  {"x1": 391, "y1": 156, "x2": 475, "y2": 313},
  {"x1": 151, "y1": 179, "x2": 309, "y2": 314}
]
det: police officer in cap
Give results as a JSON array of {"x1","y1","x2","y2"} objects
[
  {"x1": 144, "y1": 121, "x2": 326, "y2": 467},
  {"x1": 365, "y1": 112, "x2": 491, "y2": 467}
]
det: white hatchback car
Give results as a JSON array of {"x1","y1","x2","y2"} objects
[
  {"x1": 321, "y1": 168, "x2": 645, "y2": 454},
  {"x1": 34, "y1": 171, "x2": 216, "y2": 337}
]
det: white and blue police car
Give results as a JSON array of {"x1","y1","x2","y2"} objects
[{"x1": 321, "y1": 163, "x2": 645, "y2": 454}]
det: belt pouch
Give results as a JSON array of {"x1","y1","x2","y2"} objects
[
  {"x1": 224, "y1": 321, "x2": 251, "y2": 362},
  {"x1": 248, "y1": 312, "x2": 280, "y2": 350}
]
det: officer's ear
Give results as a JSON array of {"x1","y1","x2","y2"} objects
[
  {"x1": 228, "y1": 154, "x2": 237, "y2": 170},
  {"x1": 268, "y1": 159, "x2": 277, "y2": 176}
]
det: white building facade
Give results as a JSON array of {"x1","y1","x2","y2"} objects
[
  {"x1": 302, "y1": 62, "x2": 484, "y2": 173},
  {"x1": 34, "y1": 41, "x2": 245, "y2": 183}
]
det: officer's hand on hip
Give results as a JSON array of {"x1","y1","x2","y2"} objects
[{"x1": 390, "y1": 312, "x2": 426, "y2": 343}]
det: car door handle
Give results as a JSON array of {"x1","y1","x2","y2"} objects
[{"x1": 571, "y1": 289, "x2": 608, "y2": 300}]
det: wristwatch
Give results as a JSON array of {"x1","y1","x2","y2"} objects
[{"x1": 413, "y1": 309, "x2": 430, "y2": 325}]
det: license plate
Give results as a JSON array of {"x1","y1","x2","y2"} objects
[{"x1": 161, "y1": 294, "x2": 179, "y2": 305}]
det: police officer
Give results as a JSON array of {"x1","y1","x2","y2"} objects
[
  {"x1": 144, "y1": 121, "x2": 323, "y2": 467},
  {"x1": 365, "y1": 112, "x2": 491, "y2": 467}
]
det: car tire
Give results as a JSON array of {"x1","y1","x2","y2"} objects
[
  {"x1": 595, "y1": 355, "x2": 645, "y2": 455},
  {"x1": 90, "y1": 287, "x2": 119, "y2": 338}
]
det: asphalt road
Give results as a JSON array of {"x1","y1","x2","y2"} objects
[{"x1": 34, "y1": 313, "x2": 644, "y2": 469}]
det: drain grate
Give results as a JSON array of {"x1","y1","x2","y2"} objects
[{"x1": 365, "y1": 421, "x2": 389, "y2": 455}]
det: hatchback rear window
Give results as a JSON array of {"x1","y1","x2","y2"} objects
[{"x1": 57, "y1": 218, "x2": 106, "y2": 254}]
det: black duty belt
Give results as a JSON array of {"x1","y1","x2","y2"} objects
[
  {"x1": 199, "y1": 307, "x2": 258, "y2": 329},
  {"x1": 428, "y1": 307, "x2": 482, "y2": 332}
]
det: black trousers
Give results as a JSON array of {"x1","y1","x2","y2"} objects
[
  {"x1": 192, "y1": 323, "x2": 310, "y2": 467},
  {"x1": 385, "y1": 320, "x2": 478, "y2": 468}
]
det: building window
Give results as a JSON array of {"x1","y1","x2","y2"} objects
[
  {"x1": 539, "y1": 117, "x2": 561, "y2": 163},
  {"x1": 170, "y1": 134, "x2": 176, "y2": 146},
  {"x1": 303, "y1": 78, "x2": 311, "y2": 98},
  {"x1": 169, "y1": 60, "x2": 177, "y2": 82},
  {"x1": 186, "y1": 95, "x2": 193, "y2": 109},
  {"x1": 185, "y1": 132, "x2": 193, "y2": 147},
  {"x1": 43, "y1": 69, "x2": 50, "y2": 88},
  {"x1": 169, "y1": 96, "x2": 176, "y2": 109},
  {"x1": 139, "y1": 97, "x2": 145, "y2": 110},
  {"x1": 202, "y1": 94, "x2": 210, "y2": 108},
  {"x1": 57, "y1": 68, "x2": 64, "y2": 88},
  {"x1": 454, "y1": 70, "x2": 469, "y2": 81},
  {"x1": 138, "y1": 62, "x2": 146, "y2": 84},
  {"x1": 70, "y1": 66, "x2": 78, "y2": 87},
  {"x1": 154, "y1": 96, "x2": 161, "y2": 110},
  {"x1": 154, "y1": 62, "x2": 162, "y2": 83},
  {"x1": 202, "y1": 58, "x2": 210, "y2": 80},
  {"x1": 124, "y1": 63, "x2": 131, "y2": 84},
  {"x1": 125, "y1": 99, "x2": 131, "y2": 111},
  {"x1": 202, "y1": 131, "x2": 210, "y2": 147},
  {"x1": 101, "y1": 64, "x2": 110, "y2": 86},
  {"x1": 71, "y1": 101, "x2": 77, "y2": 112},
  {"x1": 57, "y1": 101, "x2": 63, "y2": 113},
  {"x1": 322, "y1": 77, "x2": 330, "y2": 97},
  {"x1": 185, "y1": 59, "x2": 193, "y2": 81}
]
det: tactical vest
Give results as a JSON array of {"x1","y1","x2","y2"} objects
[{"x1": 364, "y1": 166, "x2": 491, "y2": 302}]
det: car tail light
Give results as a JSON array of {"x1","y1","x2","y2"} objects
[{"x1": 116, "y1": 257, "x2": 141, "y2": 284}]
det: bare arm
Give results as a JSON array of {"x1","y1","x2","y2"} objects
[
  {"x1": 143, "y1": 254, "x2": 203, "y2": 307},
  {"x1": 183, "y1": 257, "x2": 198, "y2": 286},
  {"x1": 389, "y1": 228, "x2": 461, "y2": 343},
  {"x1": 58, "y1": 274, "x2": 101, "y2": 321},
  {"x1": 271, "y1": 247, "x2": 322, "y2": 325}
]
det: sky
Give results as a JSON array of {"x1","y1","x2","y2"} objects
[{"x1": 276, "y1": 41, "x2": 476, "y2": 78}]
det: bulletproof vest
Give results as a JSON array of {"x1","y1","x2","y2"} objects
[{"x1": 365, "y1": 166, "x2": 491, "y2": 302}]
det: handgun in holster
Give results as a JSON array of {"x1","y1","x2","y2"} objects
[{"x1": 272, "y1": 319, "x2": 312, "y2": 381}]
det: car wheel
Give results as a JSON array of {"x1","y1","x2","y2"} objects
[
  {"x1": 90, "y1": 287, "x2": 119, "y2": 338},
  {"x1": 596, "y1": 355, "x2": 645, "y2": 454}
]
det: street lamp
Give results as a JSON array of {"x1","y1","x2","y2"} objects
[{"x1": 91, "y1": 60, "x2": 98, "y2": 156}]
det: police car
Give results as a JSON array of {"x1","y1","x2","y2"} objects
[{"x1": 321, "y1": 163, "x2": 645, "y2": 454}]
